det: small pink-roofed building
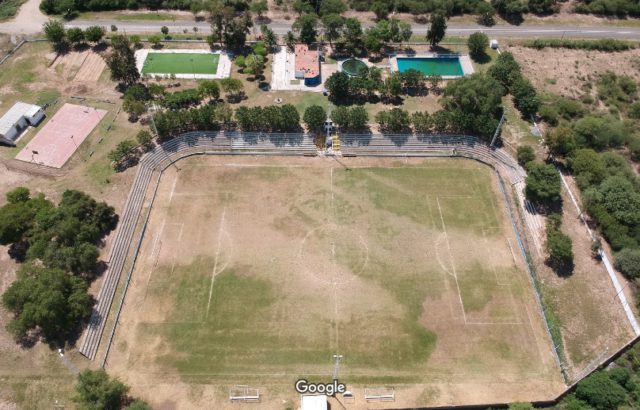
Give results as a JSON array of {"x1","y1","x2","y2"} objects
[{"x1": 294, "y1": 44, "x2": 321, "y2": 86}]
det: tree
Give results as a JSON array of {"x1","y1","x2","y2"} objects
[
  {"x1": 198, "y1": 80, "x2": 220, "y2": 100},
  {"x1": 597, "y1": 176, "x2": 640, "y2": 226},
  {"x1": 570, "y1": 149, "x2": 606, "y2": 189},
  {"x1": 525, "y1": 162, "x2": 561, "y2": 207},
  {"x1": 43, "y1": 20, "x2": 66, "y2": 50},
  {"x1": 304, "y1": 105, "x2": 327, "y2": 133},
  {"x1": 108, "y1": 139, "x2": 138, "y2": 169},
  {"x1": 615, "y1": 248, "x2": 640, "y2": 279},
  {"x1": 260, "y1": 25, "x2": 277, "y2": 51},
  {"x1": 575, "y1": 372, "x2": 628, "y2": 410},
  {"x1": 136, "y1": 130, "x2": 153, "y2": 147},
  {"x1": 125, "y1": 400, "x2": 152, "y2": 410},
  {"x1": 467, "y1": 32, "x2": 489, "y2": 61},
  {"x1": 371, "y1": 1, "x2": 389, "y2": 20},
  {"x1": 492, "y1": 0, "x2": 528, "y2": 24},
  {"x1": 512, "y1": 77, "x2": 540, "y2": 118},
  {"x1": 516, "y1": 145, "x2": 535, "y2": 165},
  {"x1": 363, "y1": 27, "x2": 383, "y2": 54},
  {"x1": 477, "y1": 1, "x2": 496, "y2": 26},
  {"x1": 84, "y1": 26, "x2": 105, "y2": 44},
  {"x1": 322, "y1": 14, "x2": 344, "y2": 46},
  {"x1": 123, "y1": 97, "x2": 146, "y2": 121},
  {"x1": 411, "y1": 111, "x2": 432, "y2": 134},
  {"x1": 67, "y1": 28, "x2": 85, "y2": 45},
  {"x1": 383, "y1": 72, "x2": 403, "y2": 100},
  {"x1": 74, "y1": 370, "x2": 129, "y2": 410},
  {"x1": 104, "y1": 35, "x2": 140, "y2": 85},
  {"x1": 320, "y1": 0, "x2": 346, "y2": 16},
  {"x1": 400, "y1": 69, "x2": 425, "y2": 94},
  {"x1": 349, "y1": 106, "x2": 368, "y2": 130},
  {"x1": 244, "y1": 54, "x2": 265, "y2": 79},
  {"x1": 220, "y1": 78, "x2": 245, "y2": 102},
  {"x1": 343, "y1": 17, "x2": 363, "y2": 53},
  {"x1": 397, "y1": 21, "x2": 412, "y2": 46},
  {"x1": 161, "y1": 26, "x2": 169, "y2": 36},
  {"x1": 2, "y1": 264, "x2": 92, "y2": 343},
  {"x1": 545, "y1": 126, "x2": 576, "y2": 157},
  {"x1": 294, "y1": 13, "x2": 318, "y2": 45},
  {"x1": 442, "y1": 73, "x2": 504, "y2": 138},
  {"x1": 7, "y1": 187, "x2": 30, "y2": 204},
  {"x1": 148, "y1": 35, "x2": 162, "y2": 48},
  {"x1": 426, "y1": 13, "x2": 446, "y2": 47},
  {"x1": 325, "y1": 71, "x2": 350, "y2": 103},
  {"x1": 250, "y1": 0, "x2": 268, "y2": 20},
  {"x1": 285, "y1": 31, "x2": 297, "y2": 50},
  {"x1": 487, "y1": 52, "x2": 522, "y2": 91},
  {"x1": 376, "y1": 108, "x2": 410, "y2": 133},
  {"x1": 331, "y1": 106, "x2": 350, "y2": 129},
  {"x1": 545, "y1": 215, "x2": 574, "y2": 275}
]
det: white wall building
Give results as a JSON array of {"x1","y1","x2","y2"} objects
[
  {"x1": 300, "y1": 394, "x2": 327, "y2": 410},
  {"x1": 0, "y1": 102, "x2": 45, "y2": 145}
]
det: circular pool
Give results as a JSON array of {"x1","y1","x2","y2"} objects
[{"x1": 341, "y1": 58, "x2": 368, "y2": 77}]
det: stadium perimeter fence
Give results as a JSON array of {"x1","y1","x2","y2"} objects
[{"x1": 78, "y1": 131, "x2": 632, "y2": 405}]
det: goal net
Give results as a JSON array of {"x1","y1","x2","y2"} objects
[
  {"x1": 229, "y1": 385, "x2": 260, "y2": 402},
  {"x1": 364, "y1": 387, "x2": 395, "y2": 402}
]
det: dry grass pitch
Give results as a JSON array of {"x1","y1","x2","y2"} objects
[{"x1": 107, "y1": 156, "x2": 564, "y2": 409}]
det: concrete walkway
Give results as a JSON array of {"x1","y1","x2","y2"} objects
[{"x1": 0, "y1": 0, "x2": 48, "y2": 35}]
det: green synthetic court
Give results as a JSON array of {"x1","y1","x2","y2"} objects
[{"x1": 141, "y1": 52, "x2": 220, "y2": 75}]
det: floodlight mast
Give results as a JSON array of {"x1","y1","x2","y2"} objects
[{"x1": 332, "y1": 354, "x2": 343, "y2": 380}]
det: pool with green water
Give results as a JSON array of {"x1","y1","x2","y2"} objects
[{"x1": 397, "y1": 56, "x2": 464, "y2": 77}]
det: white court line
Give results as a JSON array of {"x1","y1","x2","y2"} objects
[
  {"x1": 436, "y1": 197, "x2": 467, "y2": 324},
  {"x1": 206, "y1": 207, "x2": 227, "y2": 319}
]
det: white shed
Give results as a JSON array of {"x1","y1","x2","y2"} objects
[
  {"x1": 0, "y1": 102, "x2": 45, "y2": 145},
  {"x1": 300, "y1": 394, "x2": 327, "y2": 410}
]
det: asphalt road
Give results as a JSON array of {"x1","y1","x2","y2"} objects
[{"x1": 65, "y1": 19, "x2": 640, "y2": 39}]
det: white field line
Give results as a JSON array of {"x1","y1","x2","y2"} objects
[
  {"x1": 143, "y1": 218, "x2": 166, "y2": 303},
  {"x1": 330, "y1": 166, "x2": 340, "y2": 352},
  {"x1": 206, "y1": 207, "x2": 227, "y2": 319},
  {"x1": 171, "y1": 223, "x2": 184, "y2": 275},
  {"x1": 506, "y1": 238, "x2": 518, "y2": 266},
  {"x1": 436, "y1": 197, "x2": 467, "y2": 324},
  {"x1": 169, "y1": 173, "x2": 179, "y2": 203}
]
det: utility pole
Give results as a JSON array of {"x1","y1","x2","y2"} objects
[
  {"x1": 490, "y1": 110, "x2": 506, "y2": 148},
  {"x1": 332, "y1": 354, "x2": 343, "y2": 380}
]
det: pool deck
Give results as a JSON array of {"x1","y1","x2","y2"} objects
[
  {"x1": 135, "y1": 49, "x2": 231, "y2": 79},
  {"x1": 390, "y1": 53, "x2": 474, "y2": 79}
]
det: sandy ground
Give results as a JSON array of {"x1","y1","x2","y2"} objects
[
  {"x1": 0, "y1": 0, "x2": 48, "y2": 35},
  {"x1": 509, "y1": 46, "x2": 640, "y2": 100},
  {"x1": 104, "y1": 155, "x2": 565, "y2": 409}
]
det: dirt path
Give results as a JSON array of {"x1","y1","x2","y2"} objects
[{"x1": 0, "y1": 0, "x2": 48, "y2": 35}]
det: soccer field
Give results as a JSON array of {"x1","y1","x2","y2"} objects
[
  {"x1": 141, "y1": 52, "x2": 220, "y2": 75},
  {"x1": 107, "y1": 156, "x2": 563, "y2": 409}
]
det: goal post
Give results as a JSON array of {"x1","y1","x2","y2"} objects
[
  {"x1": 229, "y1": 385, "x2": 260, "y2": 402},
  {"x1": 364, "y1": 387, "x2": 395, "y2": 402}
]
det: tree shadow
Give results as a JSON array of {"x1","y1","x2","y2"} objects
[
  {"x1": 470, "y1": 52, "x2": 491, "y2": 64},
  {"x1": 341, "y1": 130, "x2": 372, "y2": 146}
]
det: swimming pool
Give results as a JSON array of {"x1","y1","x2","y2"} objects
[{"x1": 396, "y1": 56, "x2": 464, "y2": 77}]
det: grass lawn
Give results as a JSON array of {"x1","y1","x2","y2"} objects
[{"x1": 142, "y1": 52, "x2": 219, "y2": 75}]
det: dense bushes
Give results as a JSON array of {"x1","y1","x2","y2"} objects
[
  {"x1": 524, "y1": 38, "x2": 635, "y2": 51},
  {"x1": 574, "y1": 0, "x2": 640, "y2": 17},
  {"x1": 0, "y1": 188, "x2": 117, "y2": 344}
]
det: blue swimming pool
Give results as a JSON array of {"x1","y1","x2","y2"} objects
[{"x1": 396, "y1": 56, "x2": 464, "y2": 77}]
